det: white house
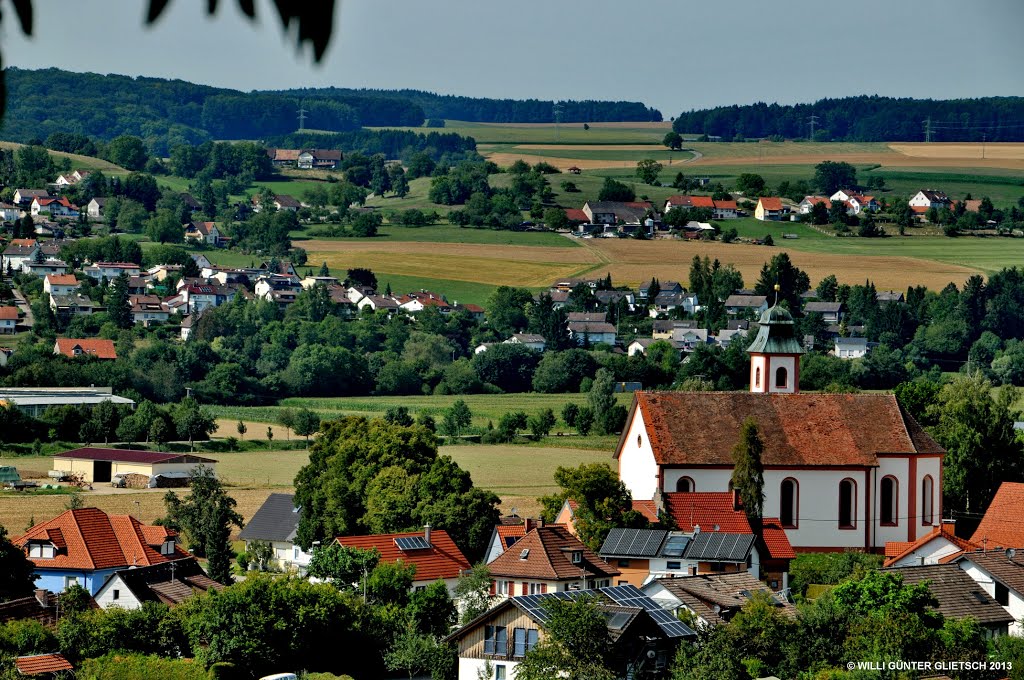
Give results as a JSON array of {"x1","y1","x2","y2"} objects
[
  {"x1": 237, "y1": 493, "x2": 312, "y2": 573},
  {"x1": 909, "y1": 189, "x2": 952, "y2": 211},
  {"x1": 183, "y1": 221, "x2": 221, "y2": 246},
  {"x1": 883, "y1": 521, "x2": 978, "y2": 568},
  {"x1": 567, "y1": 321, "x2": 616, "y2": 346},
  {"x1": 834, "y1": 336, "x2": 868, "y2": 359},
  {"x1": 86, "y1": 198, "x2": 107, "y2": 219},
  {"x1": 0, "y1": 202, "x2": 21, "y2": 221},
  {"x1": 1, "y1": 239, "x2": 39, "y2": 273},
  {"x1": 83, "y1": 262, "x2": 141, "y2": 281},
  {"x1": 30, "y1": 197, "x2": 78, "y2": 218},
  {"x1": 0, "y1": 306, "x2": 17, "y2": 334},
  {"x1": 44, "y1": 274, "x2": 80, "y2": 297},
  {"x1": 615, "y1": 303, "x2": 945, "y2": 552},
  {"x1": 13, "y1": 189, "x2": 49, "y2": 206},
  {"x1": 94, "y1": 559, "x2": 221, "y2": 610},
  {"x1": 504, "y1": 333, "x2": 546, "y2": 352}
]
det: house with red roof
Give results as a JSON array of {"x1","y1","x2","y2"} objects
[
  {"x1": 12, "y1": 507, "x2": 192, "y2": 594},
  {"x1": 335, "y1": 526, "x2": 471, "y2": 593},
  {"x1": 883, "y1": 520, "x2": 978, "y2": 568},
  {"x1": 486, "y1": 525, "x2": 619, "y2": 599},
  {"x1": 43, "y1": 274, "x2": 80, "y2": 298},
  {"x1": 53, "y1": 338, "x2": 117, "y2": 360},
  {"x1": 0, "y1": 306, "x2": 17, "y2": 334},
  {"x1": 183, "y1": 221, "x2": 222, "y2": 246},
  {"x1": 30, "y1": 196, "x2": 78, "y2": 218},
  {"x1": 616, "y1": 303, "x2": 944, "y2": 554},
  {"x1": 969, "y1": 482, "x2": 1024, "y2": 550},
  {"x1": 754, "y1": 197, "x2": 787, "y2": 221}
]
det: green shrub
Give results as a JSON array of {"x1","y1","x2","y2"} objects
[{"x1": 77, "y1": 654, "x2": 209, "y2": 680}]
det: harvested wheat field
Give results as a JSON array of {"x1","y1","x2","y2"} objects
[
  {"x1": 304, "y1": 239, "x2": 594, "y2": 288},
  {"x1": 585, "y1": 239, "x2": 978, "y2": 292}
]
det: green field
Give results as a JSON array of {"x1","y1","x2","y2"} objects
[
  {"x1": 302, "y1": 223, "x2": 578, "y2": 248},
  {"x1": 210, "y1": 392, "x2": 631, "y2": 432}
]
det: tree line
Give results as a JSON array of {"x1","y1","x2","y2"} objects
[{"x1": 672, "y1": 94, "x2": 1024, "y2": 142}]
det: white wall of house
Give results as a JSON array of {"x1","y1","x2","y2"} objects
[
  {"x1": 0, "y1": 318, "x2": 16, "y2": 333},
  {"x1": 94, "y1": 574, "x2": 143, "y2": 610},
  {"x1": 618, "y1": 408, "x2": 658, "y2": 501},
  {"x1": 889, "y1": 537, "x2": 962, "y2": 567},
  {"x1": 959, "y1": 561, "x2": 1024, "y2": 636},
  {"x1": 458, "y1": 657, "x2": 519, "y2": 680}
]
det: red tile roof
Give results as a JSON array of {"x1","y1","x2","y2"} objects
[
  {"x1": 664, "y1": 493, "x2": 752, "y2": 534},
  {"x1": 45, "y1": 274, "x2": 78, "y2": 286},
  {"x1": 713, "y1": 200, "x2": 738, "y2": 210},
  {"x1": 53, "y1": 338, "x2": 117, "y2": 360},
  {"x1": 487, "y1": 525, "x2": 619, "y2": 580},
  {"x1": 689, "y1": 196, "x2": 715, "y2": 208},
  {"x1": 883, "y1": 523, "x2": 979, "y2": 568},
  {"x1": 335, "y1": 529, "x2": 470, "y2": 582},
  {"x1": 564, "y1": 208, "x2": 589, "y2": 222},
  {"x1": 53, "y1": 447, "x2": 215, "y2": 465},
  {"x1": 970, "y1": 482, "x2": 1024, "y2": 549},
  {"x1": 758, "y1": 197, "x2": 783, "y2": 211},
  {"x1": 15, "y1": 653, "x2": 73, "y2": 675},
  {"x1": 665, "y1": 195, "x2": 693, "y2": 208},
  {"x1": 626, "y1": 392, "x2": 942, "y2": 467},
  {"x1": 632, "y1": 500, "x2": 659, "y2": 523},
  {"x1": 802, "y1": 196, "x2": 832, "y2": 208},
  {"x1": 760, "y1": 517, "x2": 796, "y2": 559},
  {"x1": 0, "y1": 306, "x2": 17, "y2": 320},
  {"x1": 13, "y1": 507, "x2": 189, "y2": 571}
]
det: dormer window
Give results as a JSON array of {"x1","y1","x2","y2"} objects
[
  {"x1": 159, "y1": 538, "x2": 176, "y2": 555},
  {"x1": 571, "y1": 551, "x2": 582, "y2": 565},
  {"x1": 28, "y1": 542, "x2": 56, "y2": 559}
]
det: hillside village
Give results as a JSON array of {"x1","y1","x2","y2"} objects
[{"x1": 0, "y1": 60, "x2": 1023, "y2": 680}]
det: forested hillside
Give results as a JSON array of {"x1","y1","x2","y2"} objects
[
  {"x1": 275, "y1": 87, "x2": 664, "y2": 123},
  {"x1": 672, "y1": 95, "x2": 1024, "y2": 142}
]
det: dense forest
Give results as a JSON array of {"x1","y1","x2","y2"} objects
[
  {"x1": 0, "y1": 68, "x2": 660, "y2": 153},
  {"x1": 672, "y1": 95, "x2": 1024, "y2": 142},
  {"x1": 276, "y1": 87, "x2": 664, "y2": 123}
]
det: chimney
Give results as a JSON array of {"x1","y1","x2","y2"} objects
[
  {"x1": 34, "y1": 589, "x2": 48, "y2": 608},
  {"x1": 525, "y1": 518, "x2": 544, "y2": 533},
  {"x1": 732, "y1": 489, "x2": 742, "y2": 511},
  {"x1": 423, "y1": 524, "x2": 432, "y2": 546}
]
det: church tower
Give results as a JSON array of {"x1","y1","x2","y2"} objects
[{"x1": 746, "y1": 296, "x2": 805, "y2": 394}]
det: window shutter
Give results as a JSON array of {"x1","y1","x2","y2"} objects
[
  {"x1": 490, "y1": 580, "x2": 496, "y2": 596},
  {"x1": 522, "y1": 581, "x2": 528, "y2": 596},
  {"x1": 540, "y1": 583, "x2": 547, "y2": 594}
]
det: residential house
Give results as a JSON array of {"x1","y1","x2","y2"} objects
[
  {"x1": 147, "y1": 264, "x2": 183, "y2": 282},
  {"x1": 130, "y1": 295, "x2": 170, "y2": 325},
  {"x1": 255, "y1": 275, "x2": 302, "y2": 302},
  {"x1": 549, "y1": 277, "x2": 600, "y2": 294},
  {"x1": 86, "y1": 197, "x2": 107, "y2": 219},
  {"x1": 754, "y1": 197, "x2": 786, "y2": 221},
  {"x1": 582, "y1": 201, "x2": 652, "y2": 226},
  {"x1": 345, "y1": 285, "x2": 377, "y2": 304},
  {"x1": 44, "y1": 274, "x2": 79, "y2": 297},
  {"x1": 180, "y1": 283, "x2": 236, "y2": 313},
  {"x1": 126, "y1": 277, "x2": 149, "y2": 296},
  {"x1": 883, "y1": 520, "x2": 979, "y2": 568},
  {"x1": 638, "y1": 280, "x2": 683, "y2": 301},
  {"x1": 0, "y1": 202, "x2": 21, "y2": 221},
  {"x1": 486, "y1": 525, "x2": 619, "y2": 599},
  {"x1": 49, "y1": 294, "x2": 98, "y2": 321},
  {"x1": 877, "y1": 290, "x2": 905, "y2": 304},
  {"x1": 452, "y1": 302, "x2": 486, "y2": 320},
  {"x1": 505, "y1": 333, "x2": 546, "y2": 352},
  {"x1": 179, "y1": 314, "x2": 197, "y2": 341},
  {"x1": 300, "y1": 275, "x2": 340, "y2": 289},
  {"x1": 627, "y1": 338, "x2": 658, "y2": 357},
  {"x1": 83, "y1": 262, "x2": 141, "y2": 282},
  {"x1": 830, "y1": 190, "x2": 879, "y2": 214},
  {"x1": 55, "y1": 170, "x2": 90, "y2": 187},
  {"x1": 266, "y1": 148, "x2": 301, "y2": 166},
  {"x1": 712, "y1": 199, "x2": 738, "y2": 219},
  {"x1": 649, "y1": 291, "x2": 698, "y2": 318},
  {"x1": 955, "y1": 550, "x2": 1024, "y2": 636},
  {"x1": 616, "y1": 303, "x2": 944, "y2": 553},
  {"x1": 798, "y1": 196, "x2": 832, "y2": 214},
  {"x1": 562, "y1": 207, "x2": 589, "y2": 225},
  {"x1": 259, "y1": 260, "x2": 299, "y2": 279},
  {"x1": 398, "y1": 291, "x2": 451, "y2": 314},
  {"x1": 179, "y1": 193, "x2": 202, "y2": 213},
  {"x1": 297, "y1": 149, "x2": 342, "y2": 169},
  {"x1": 594, "y1": 290, "x2": 635, "y2": 311},
  {"x1": 566, "y1": 312, "x2": 606, "y2": 323},
  {"x1": 13, "y1": 189, "x2": 49, "y2": 207},
  {"x1": 834, "y1": 336, "x2": 868, "y2": 359},
  {"x1": 567, "y1": 320, "x2": 617, "y2": 346},
  {"x1": 448, "y1": 584, "x2": 692, "y2": 680},
  {"x1": 1, "y1": 239, "x2": 39, "y2": 273},
  {"x1": 12, "y1": 507, "x2": 191, "y2": 594},
  {"x1": 31, "y1": 197, "x2": 78, "y2": 218},
  {"x1": 335, "y1": 526, "x2": 470, "y2": 594},
  {"x1": 672, "y1": 327, "x2": 709, "y2": 352},
  {"x1": 724, "y1": 294, "x2": 768, "y2": 317},
  {"x1": 237, "y1": 493, "x2": 311, "y2": 573},
  {"x1": 252, "y1": 194, "x2": 302, "y2": 212},
  {"x1": 94, "y1": 559, "x2": 223, "y2": 610},
  {"x1": 183, "y1": 221, "x2": 222, "y2": 246},
  {"x1": 54, "y1": 338, "x2": 117, "y2": 360},
  {"x1": 484, "y1": 517, "x2": 542, "y2": 565},
  {"x1": 643, "y1": 572, "x2": 796, "y2": 628},
  {"x1": 883, "y1": 563, "x2": 1014, "y2": 637},
  {"x1": 652, "y1": 320, "x2": 676, "y2": 340},
  {"x1": 24, "y1": 259, "x2": 69, "y2": 278},
  {"x1": 357, "y1": 295, "x2": 400, "y2": 313},
  {"x1": 803, "y1": 301, "x2": 844, "y2": 324},
  {"x1": 0, "y1": 306, "x2": 17, "y2": 334},
  {"x1": 909, "y1": 189, "x2": 952, "y2": 211}
]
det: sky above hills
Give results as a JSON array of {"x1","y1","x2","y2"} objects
[{"x1": 3, "y1": 0, "x2": 1022, "y2": 116}]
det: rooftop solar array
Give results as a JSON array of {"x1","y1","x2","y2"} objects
[
  {"x1": 682, "y1": 532, "x2": 755, "y2": 562},
  {"x1": 512, "y1": 584, "x2": 695, "y2": 639},
  {"x1": 394, "y1": 536, "x2": 431, "y2": 551},
  {"x1": 599, "y1": 528, "x2": 669, "y2": 558}
]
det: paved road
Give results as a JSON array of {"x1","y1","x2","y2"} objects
[{"x1": 12, "y1": 287, "x2": 33, "y2": 329}]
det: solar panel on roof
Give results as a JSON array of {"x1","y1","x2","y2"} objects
[
  {"x1": 605, "y1": 611, "x2": 633, "y2": 630},
  {"x1": 600, "y1": 585, "x2": 695, "y2": 638},
  {"x1": 395, "y1": 536, "x2": 430, "y2": 551}
]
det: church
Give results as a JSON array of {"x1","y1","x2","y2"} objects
[{"x1": 615, "y1": 303, "x2": 945, "y2": 552}]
